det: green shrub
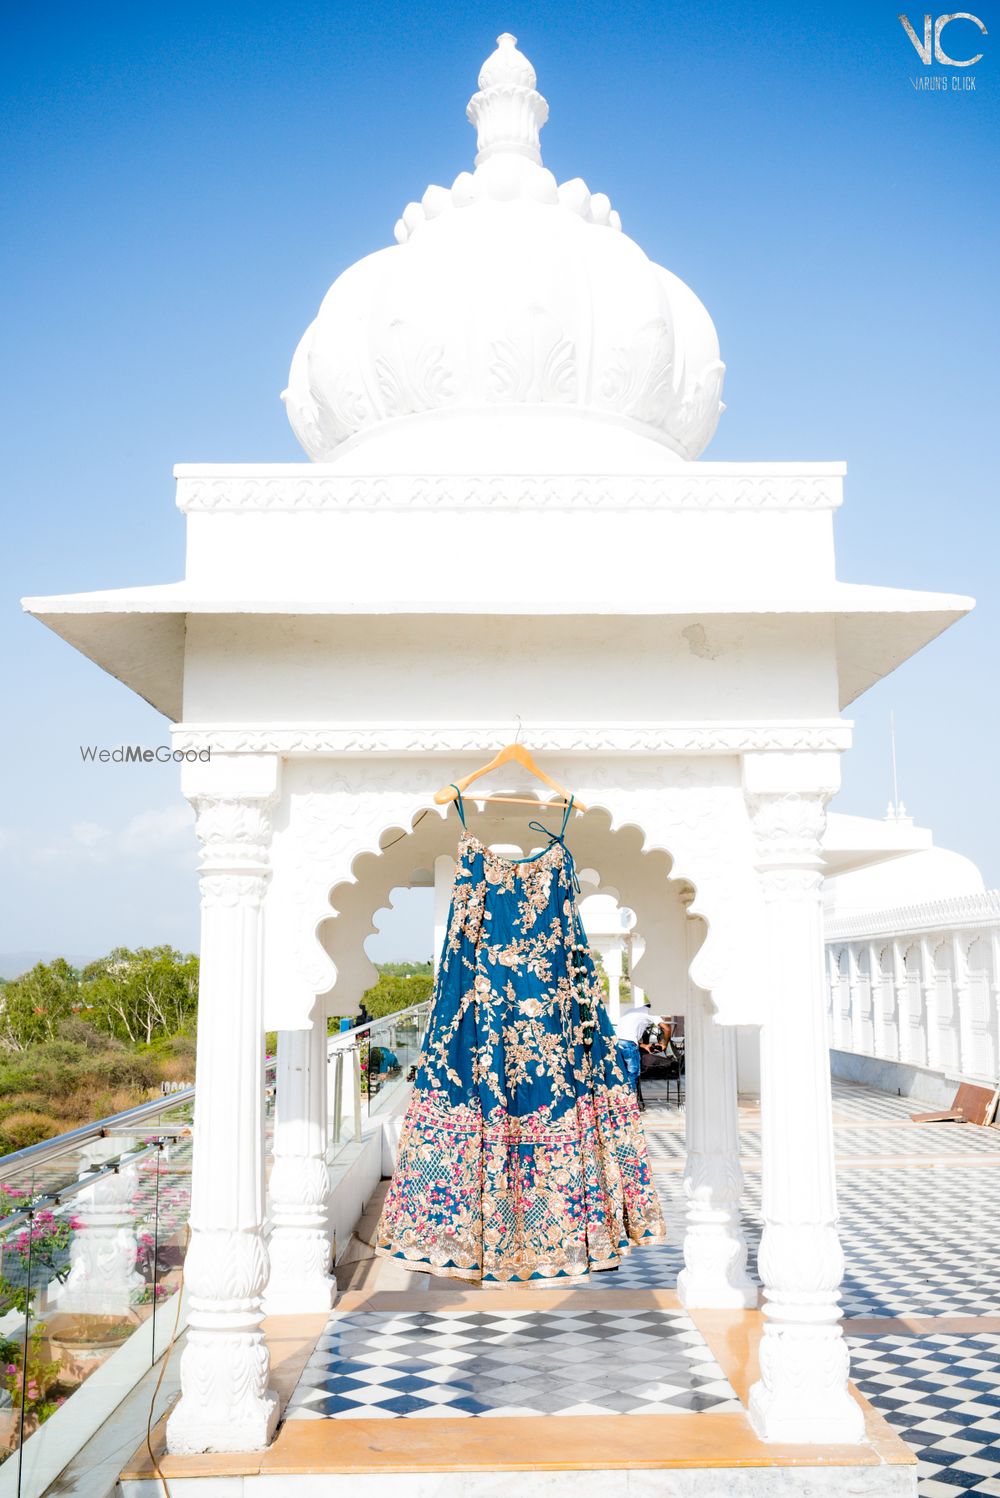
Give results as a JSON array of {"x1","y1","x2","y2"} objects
[
  {"x1": 56, "y1": 1016, "x2": 123, "y2": 1052},
  {"x1": 139, "y1": 1028, "x2": 195, "y2": 1060},
  {"x1": 0, "y1": 1045, "x2": 90, "y2": 1097},
  {"x1": 0, "y1": 1111, "x2": 62, "y2": 1151},
  {"x1": 0, "y1": 1092, "x2": 55, "y2": 1124},
  {"x1": 92, "y1": 1052, "x2": 159, "y2": 1090}
]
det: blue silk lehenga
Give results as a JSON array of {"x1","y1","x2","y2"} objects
[{"x1": 375, "y1": 791, "x2": 666, "y2": 1282}]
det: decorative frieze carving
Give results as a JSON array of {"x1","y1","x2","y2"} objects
[
  {"x1": 175, "y1": 471, "x2": 843, "y2": 514},
  {"x1": 172, "y1": 721, "x2": 853, "y2": 757}
]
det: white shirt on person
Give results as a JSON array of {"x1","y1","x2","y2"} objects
[{"x1": 615, "y1": 1006, "x2": 652, "y2": 1044}]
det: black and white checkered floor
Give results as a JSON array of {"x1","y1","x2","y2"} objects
[
  {"x1": 287, "y1": 1080, "x2": 1000, "y2": 1494},
  {"x1": 571, "y1": 1084, "x2": 1000, "y2": 1316},
  {"x1": 285, "y1": 1306, "x2": 742, "y2": 1420},
  {"x1": 847, "y1": 1333, "x2": 1000, "y2": 1497}
]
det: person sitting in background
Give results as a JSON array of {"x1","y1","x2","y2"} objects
[
  {"x1": 615, "y1": 1001, "x2": 672, "y2": 1099},
  {"x1": 614, "y1": 1001, "x2": 648, "y2": 1096}
]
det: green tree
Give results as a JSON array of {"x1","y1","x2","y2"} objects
[
  {"x1": 361, "y1": 972, "x2": 433, "y2": 1019},
  {"x1": 81, "y1": 946, "x2": 199, "y2": 1046},
  {"x1": 0, "y1": 960, "x2": 80, "y2": 1053}
]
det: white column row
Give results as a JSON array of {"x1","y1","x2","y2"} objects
[{"x1": 827, "y1": 924, "x2": 1000, "y2": 1082}]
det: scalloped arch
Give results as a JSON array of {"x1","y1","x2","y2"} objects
[{"x1": 263, "y1": 758, "x2": 768, "y2": 1030}]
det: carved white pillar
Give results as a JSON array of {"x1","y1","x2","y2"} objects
[
  {"x1": 825, "y1": 948, "x2": 841, "y2": 1049},
  {"x1": 329, "y1": 1036, "x2": 363, "y2": 1145},
  {"x1": 868, "y1": 943, "x2": 883, "y2": 1057},
  {"x1": 166, "y1": 756, "x2": 280, "y2": 1456},
  {"x1": 892, "y1": 940, "x2": 912, "y2": 1062},
  {"x1": 991, "y1": 932, "x2": 1000, "y2": 1080},
  {"x1": 677, "y1": 891, "x2": 755, "y2": 1310},
  {"x1": 952, "y1": 933, "x2": 976, "y2": 1077},
  {"x1": 263, "y1": 1015, "x2": 335, "y2": 1315},
  {"x1": 604, "y1": 942, "x2": 624, "y2": 1023},
  {"x1": 846, "y1": 944, "x2": 863, "y2": 1052},
  {"x1": 920, "y1": 936, "x2": 941, "y2": 1069},
  {"x1": 59, "y1": 1140, "x2": 144, "y2": 1315},
  {"x1": 744, "y1": 759, "x2": 864, "y2": 1445}
]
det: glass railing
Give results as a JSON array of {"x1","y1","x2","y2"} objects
[
  {"x1": 0, "y1": 1092, "x2": 195, "y2": 1495},
  {"x1": 0, "y1": 1017, "x2": 427, "y2": 1492},
  {"x1": 326, "y1": 1001, "x2": 431, "y2": 1163}
]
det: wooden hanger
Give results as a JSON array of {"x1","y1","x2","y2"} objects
[{"x1": 434, "y1": 742, "x2": 587, "y2": 813}]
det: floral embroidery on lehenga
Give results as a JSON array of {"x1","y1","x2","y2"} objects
[{"x1": 375, "y1": 824, "x2": 667, "y2": 1282}]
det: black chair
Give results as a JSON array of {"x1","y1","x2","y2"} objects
[{"x1": 639, "y1": 1036, "x2": 685, "y2": 1108}]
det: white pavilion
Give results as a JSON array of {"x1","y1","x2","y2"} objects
[{"x1": 23, "y1": 31, "x2": 973, "y2": 1491}]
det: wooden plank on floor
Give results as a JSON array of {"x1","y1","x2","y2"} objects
[
  {"x1": 335, "y1": 1287, "x2": 685, "y2": 1312},
  {"x1": 844, "y1": 1313, "x2": 1000, "y2": 1336},
  {"x1": 253, "y1": 1409, "x2": 913, "y2": 1474}
]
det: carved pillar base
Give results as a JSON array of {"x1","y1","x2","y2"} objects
[
  {"x1": 748, "y1": 1223, "x2": 863, "y2": 1443},
  {"x1": 167, "y1": 1229, "x2": 278, "y2": 1454}
]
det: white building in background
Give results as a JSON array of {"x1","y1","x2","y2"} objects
[
  {"x1": 825, "y1": 807, "x2": 1000, "y2": 1105},
  {"x1": 23, "y1": 29, "x2": 975, "y2": 1484},
  {"x1": 574, "y1": 808, "x2": 999, "y2": 1108}
]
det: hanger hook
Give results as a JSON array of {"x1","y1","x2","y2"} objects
[{"x1": 513, "y1": 714, "x2": 523, "y2": 746}]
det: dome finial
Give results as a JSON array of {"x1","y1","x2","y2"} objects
[{"x1": 467, "y1": 32, "x2": 549, "y2": 166}]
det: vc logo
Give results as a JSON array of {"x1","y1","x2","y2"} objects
[{"x1": 898, "y1": 12, "x2": 988, "y2": 65}]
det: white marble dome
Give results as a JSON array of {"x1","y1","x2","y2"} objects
[
  {"x1": 283, "y1": 34, "x2": 725, "y2": 462},
  {"x1": 824, "y1": 847, "x2": 986, "y2": 918}
]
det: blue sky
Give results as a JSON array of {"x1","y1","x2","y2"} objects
[{"x1": 1, "y1": 1, "x2": 997, "y2": 967}]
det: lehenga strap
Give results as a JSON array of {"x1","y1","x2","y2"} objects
[
  {"x1": 559, "y1": 795, "x2": 575, "y2": 837},
  {"x1": 450, "y1": 784, "x2": 467, "y2": 828}
]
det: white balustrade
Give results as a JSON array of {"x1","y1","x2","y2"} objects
[{"x1": 826, "y1": 893, "x2": 1000, "y2": 1085}]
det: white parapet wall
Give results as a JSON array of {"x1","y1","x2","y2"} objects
[{"x1": 826, "y1": 891, "x2": 1000, "y2": 1106}]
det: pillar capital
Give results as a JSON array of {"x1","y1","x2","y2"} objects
[
  {"x1": 184, "y1": 755, "x2": 281, "y2": 905},
  {"x1": 743, "y1": 753, "x2": 837, "y2": 890},
  {"x1": 746, "y1": 789, "x2": 830, "y2": 900}
]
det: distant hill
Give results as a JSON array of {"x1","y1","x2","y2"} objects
[{"x1": 0, "y1": 951, "x2": 96, "y2": 980}]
